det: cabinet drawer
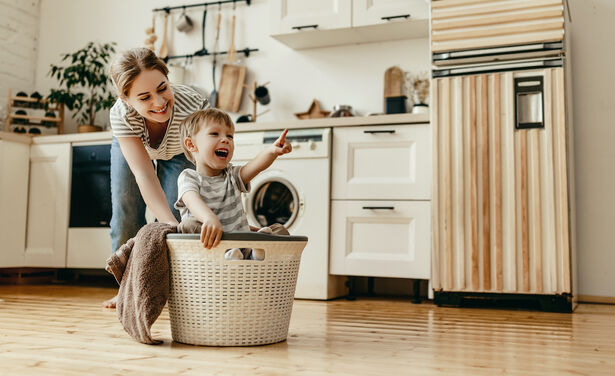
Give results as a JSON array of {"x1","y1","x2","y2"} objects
[
  {"x1": 330, "y1": 200, "x2": 431, "y2": 278},
  {"x1": 353, "y1": 0, "x2": 428, "y2": 27},
  {"x1": 332, "y1": 124, "x2": 431, "y2": 200},
  {"x1": 271, "y1": 0, "x2": 352, "y2": 34},
  {"x1": 431, "y1": 0, "x2": 565, "y2": 53}
]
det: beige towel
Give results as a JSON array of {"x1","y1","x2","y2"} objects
[{"x1": 106, "y1": 222, "x2": 176, "y2": 345}]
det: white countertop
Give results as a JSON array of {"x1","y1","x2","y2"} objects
[{"x1": 1, "y1": 113, "x2": 429, "y2": 144}]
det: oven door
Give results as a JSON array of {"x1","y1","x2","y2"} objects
[{"x1": 69, "y1": 144, "x2": 112, "y2": 227}]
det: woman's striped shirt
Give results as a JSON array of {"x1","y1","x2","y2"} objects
[{"x1": 109, "y1": 84, "x2": 208, "y2": 160}]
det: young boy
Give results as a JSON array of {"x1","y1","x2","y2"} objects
[{"x1": 175, "y1": 108, "x2": 292, "y2": 258}]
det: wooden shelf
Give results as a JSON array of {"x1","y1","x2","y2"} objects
[
  {"x1": 9, "y1": 114, "x2": 61, "y2": 123},
  {"x1": 270, "y1": 19, "x2": 428, "y2": 50},
  {"x1": 5, "y1": 89, "x2": 64, "y2": 135},
  {"x1": 10, "y1": 96, "x2": 49, "y2": 103}
]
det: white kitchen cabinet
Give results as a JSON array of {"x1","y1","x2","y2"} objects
[
  {"x1": 271, "y1": 0, "x2": 352, "y2": 34},
  {"x1": 330, "y1": 200, "x2": 431, "y2": 278},
  {"x1": 0, "y1": 139, "x2": 30, "y2": 267},
  {"x1": 270, "y1": 0, "x2": 428, "y2": 49},
  {"x1": 330, "y1": 123, "x2": 431, "y2": 280},
  {"x1": 24, "y1": 143, "x2": 71, "y2": 267},
  {"x1": 353, "y1": 0, "x2": 428, "y2": 27},
  {"x1": 332, "y1": 124, "x2": 431, "y2": 200}
]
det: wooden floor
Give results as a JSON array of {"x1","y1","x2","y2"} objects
[{"x1": 1, "y1": 285, "x2": 615, "y2": 375}]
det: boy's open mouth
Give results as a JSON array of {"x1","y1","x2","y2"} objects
[{"x1": 214, "y1": 149, "x2": 229, "y2": 158}]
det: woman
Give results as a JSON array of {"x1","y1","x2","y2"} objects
[{"x1": 104, "y1": 48, "x2": 208, "y2": 308}]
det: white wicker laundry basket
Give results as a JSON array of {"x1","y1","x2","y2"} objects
[{"x1": 166, "y1": 232, "x2": 307, "y2": 346}]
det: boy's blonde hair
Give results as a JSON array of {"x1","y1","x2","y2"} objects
[
  {"x1": 109, "y1": 48, "x2": 169, "y2": 98},
  {"x1": 180, "y1": 108, "x2": 234, "y2": 164}
]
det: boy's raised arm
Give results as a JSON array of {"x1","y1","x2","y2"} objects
[{"x1": 240, "y1": 128, "x2": 292, "y2": 184}]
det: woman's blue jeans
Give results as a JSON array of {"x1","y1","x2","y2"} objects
[{"x1": 109, "y1": 137, "x2": 194, "y2": 253}]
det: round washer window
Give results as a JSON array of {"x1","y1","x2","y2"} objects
[{"x1": 250, "y1": 179, "x2": 299, "y2": 228}]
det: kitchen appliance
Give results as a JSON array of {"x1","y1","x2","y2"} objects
[
  {"x1": 66, "y1": 142, "x2": 113, "y2": 268},
  {"x1": 430, "y1": 0, "x2": 576, "y2": 311},
  {"x1": 69, "y1": 144, "x2": 112, "y2": 227},
  {"x1": 233, "y1": 128, "x2": 346, "y2": 300}
]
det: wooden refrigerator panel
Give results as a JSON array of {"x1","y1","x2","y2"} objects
[
  {"x1": 431, "y1": 0, "x2": 565, "y2": 53},
  {"x1": 431, "y1": 68, "x2": 571, "y2": 294}
]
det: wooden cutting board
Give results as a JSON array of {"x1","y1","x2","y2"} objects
[
  {"x1": 384, "y1": 66, "x2": 404, "y2": 98},
  {"x1": 217, "y1": 64, "x2": 246, "y2": 112}
]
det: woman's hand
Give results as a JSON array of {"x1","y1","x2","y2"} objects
[{"x1": 200, "y1": 214, "x2": 223, "y2": 249}]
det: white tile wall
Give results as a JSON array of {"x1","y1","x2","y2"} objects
[{"x1": 0, "y1": 0, "x2": 40, "y2": 123}]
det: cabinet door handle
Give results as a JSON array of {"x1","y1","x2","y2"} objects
[
  {"x1": 362, "y1": 206, "x2": 395, "y2": 210},
  {"x1": 381, "y1": 14, "x2": 410, "y2": 21},
  {"x1": 363, "y1": 130, "x2": 396, "y2": 134},
  {"x1": 292, "y1": 24, "x2": 318, "y2": 31}
]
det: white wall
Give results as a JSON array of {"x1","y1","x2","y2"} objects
[
  {"x1": 0, "y1": 0, "x2": 40, "y2": 122},
  {"x1": 34, "y1": 0, "x2": 429, "y2": 132},
  {"x1": 568, "y1": 0, "x2": 615, "y2": 298},
  {"x1": 29, "y1": 0, "x2": 615, "y2": 298}
]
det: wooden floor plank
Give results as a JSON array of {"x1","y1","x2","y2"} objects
[{"x1": 1, "y1": 285, "x2": 615, "y2": 375}]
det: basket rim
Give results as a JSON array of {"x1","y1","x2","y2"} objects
[{"x1": 167, "y1": 232, "x2": 308, "y2": 242}]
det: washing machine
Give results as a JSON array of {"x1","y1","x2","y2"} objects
[{"x1": 233, "y1": 128, "x2": 345, "y2": 300}]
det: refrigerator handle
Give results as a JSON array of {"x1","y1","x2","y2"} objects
[{"x1": 514, "y1": 76, "x2": 545, "y2": 130}]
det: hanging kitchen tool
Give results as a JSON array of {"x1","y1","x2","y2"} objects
[
  {"x1": 168, "y1": 63, "x2": 185, "y2": 84},
  {"x1": 194, "y1": 6, "x2": 208, "y2": 56},
  {"x1": 209, "y1": 7, "x2": 222, "y2": 107},
  {"x1": 159, "y1": 11, "x2": 169, "y2": 59},
  {"x1": 226, "y1": 3, "x2": 238, "y2": 63},
  {"x1": 176, "y1": 6, "x2": 193, "y2": 33},
  {"x1": 217, "y1": 9, "x2": 245, "y2": 113},
  {"x1": 144, "y1": 13, "x2": 157, "y2": 51},
  {"x1": 217, "y1": 63, "x2": 246, "y2": 112}
]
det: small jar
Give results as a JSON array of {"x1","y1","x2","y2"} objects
[{"x1": 330, "y1": 104, "x2": 354, "y2": 117}]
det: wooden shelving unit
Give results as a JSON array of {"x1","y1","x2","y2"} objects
[{"x1": 5, "y1": 89, "x2": 64, "y2": 136}]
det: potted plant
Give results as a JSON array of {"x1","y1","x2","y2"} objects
[
  {"x1": 46, "y1": 41, "x2": 117, "y2": 133},
  {"x1": 405, "y1": 71, "x2": 430, "y2": 114}
]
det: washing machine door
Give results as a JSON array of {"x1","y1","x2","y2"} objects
[{"x1": 246, "y1": 177, "x2": 300, "y2": 228}]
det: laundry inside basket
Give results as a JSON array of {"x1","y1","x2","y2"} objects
[{"x1": 224, "y1": 248, "x2": 265, "y2": 261}]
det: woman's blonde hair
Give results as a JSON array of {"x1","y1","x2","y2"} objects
[
  {"x1": 109, "y1": 48, "x2": 169, "y2": 98},
  {"x1": 180, "y1": 108, "x2": 234, "y2": 164}
]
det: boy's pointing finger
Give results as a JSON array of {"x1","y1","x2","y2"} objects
[{"x1": 276, "y1": 129, "x2": 289, "y2": 146}]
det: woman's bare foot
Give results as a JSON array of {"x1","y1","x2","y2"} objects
[{"x1": 102, "y1": 294, "x2": 118, "y2": 309}]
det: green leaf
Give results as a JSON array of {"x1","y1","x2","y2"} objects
[{"x1": 45, "y1": 41, "x2": 118, "y2": 124}]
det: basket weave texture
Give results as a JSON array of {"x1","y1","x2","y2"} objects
[{"x1": 166, "y1": 239, "x2": 306, "y2": 346}]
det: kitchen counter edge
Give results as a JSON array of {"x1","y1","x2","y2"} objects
[{"x1": 1, "y1": 113, "x2": 429, "y2": 144}]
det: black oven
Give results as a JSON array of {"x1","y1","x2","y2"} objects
[{"x1": 69, "y1": 144, "x2": 112, "y2": 227}]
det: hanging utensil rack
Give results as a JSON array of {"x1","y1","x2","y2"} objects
[
  {"x1": 153, "y1": 0, "x2": 257, "y2": 62},
  {"x1": 164, "y1": 48, "x2": 258, "y2": 62},
  {"x1": 153, "y1": 0, "x2": 250, "y2": 13}
]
